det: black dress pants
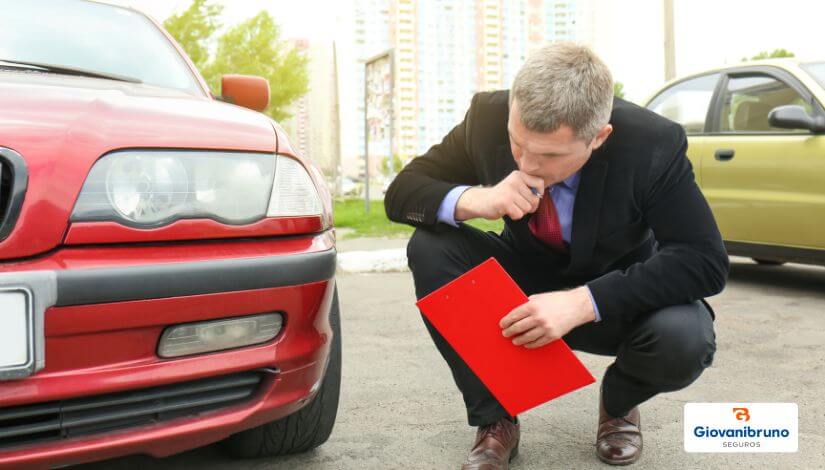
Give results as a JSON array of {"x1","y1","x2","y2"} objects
[{"x1": 406, "y1": 223, "x2": 717, "y2": 427}]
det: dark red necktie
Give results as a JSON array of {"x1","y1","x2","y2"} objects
[{"x1": 528, "y1": 188, "x2": 567, "y2": 253}]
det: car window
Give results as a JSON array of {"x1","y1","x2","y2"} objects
[
  {"x1": 718, "y1": 74, "x2": 812, "y2": 133},
  {"x1": 647, "y1": 73, "x2": 720, "y2": 134},
  {"x1": 801, "y1": 62, "x2": 825, "y2": 89},
  {"x1": 0, "y1": 0, "x2": 201, "y2": 95}
]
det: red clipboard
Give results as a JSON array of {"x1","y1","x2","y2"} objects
[{"x1": 416, "y1": 257, "x2": 595, "y2": 417}]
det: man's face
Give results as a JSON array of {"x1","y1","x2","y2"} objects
[{"x1": 507, "y1": 99, "x2": 612, "y2": 189}]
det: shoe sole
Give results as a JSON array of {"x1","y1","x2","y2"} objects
[{"x1": 595, "y1": 448, "x2": 641, "y2": 466}]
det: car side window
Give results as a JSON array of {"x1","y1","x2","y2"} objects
[
  {"x1": 647, "y1": 73, "x2": 720, "y2": 134},
  {"x1": 719, "y1": 74, "x2": 813, "y2": 133}
]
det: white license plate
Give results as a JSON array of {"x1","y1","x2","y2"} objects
[{"x1": 0, "y1": 289, "x2": 32, "y2": 370}]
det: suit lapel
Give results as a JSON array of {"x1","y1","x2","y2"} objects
[{"x1": 567, "y1": 155, "x2": 609, "y2": 275}]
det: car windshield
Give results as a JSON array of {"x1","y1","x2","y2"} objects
[
  {"x1": 801, "y1": 62, "x2": 825, "y2": 90},
  {"x1": 0, "y1": 0, "x2": 202, "y2": 95}
]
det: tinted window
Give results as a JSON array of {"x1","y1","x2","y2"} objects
[
  {"x1": 719, "y1": 74, "x2": 812, "y2": 133},
  {"x1": 648, "y1": 73, "x2": 720, "y2": 134},
  {"x1": 0, "y1": 0, "x2": 201, "y2": 94}
]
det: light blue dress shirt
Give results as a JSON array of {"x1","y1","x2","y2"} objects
[{"x1": 435, "y1": 171, "x2": 603, "y2": 322}]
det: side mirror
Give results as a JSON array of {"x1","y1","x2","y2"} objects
[
  {"x1": 768, "y1": 105, "x2": 825, "y2": 133},
  {"x1": 220, "y1": 75, "x2": 270, "y2": 112}
]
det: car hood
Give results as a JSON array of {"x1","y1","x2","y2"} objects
[{"x1": 0, "y1": 71, "x2": 279, "y2": 260}]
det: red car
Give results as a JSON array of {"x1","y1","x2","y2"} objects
[{"x1": 0, "y1": 1, "x2": 341, "y2": 467}]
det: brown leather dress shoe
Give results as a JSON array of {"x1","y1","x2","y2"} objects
[
  {"x1": 596, "y1": 389, "x2": 642, "y2": 465},
  {"x1": 461, "y1": 417, "x2": 520, "y2": 470}
]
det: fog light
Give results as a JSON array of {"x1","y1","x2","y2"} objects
[{"x1": 158, "y1": 313, "x2": 283, "y2": 358}]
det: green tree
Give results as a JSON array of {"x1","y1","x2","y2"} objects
[
  {"x1": 203, "y1": 12, "x2": 309, "y2": 121},
  {"x1": 613, "y1": 81, "x2": 625, "y2": 99},
  {"x1": 162, "y1": 0, "x2": 223, "y2": 72},
  {"x1": 743, "y1": 49, "x2": 795, "y2": 62},
  {"x1": 164, "y1": 3, "x2": 309, "y2": 122},
  {"x1": 380, "y1": 153, "x2": 404, "y2": 177}
]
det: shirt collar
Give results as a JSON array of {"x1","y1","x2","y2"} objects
[{"x1": 554, "y1": 170, "x2": 581, "y2": 192}]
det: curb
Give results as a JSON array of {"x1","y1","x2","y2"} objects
[{"x1": 337, "y1": 248, "x2": 410, "y2": 273}]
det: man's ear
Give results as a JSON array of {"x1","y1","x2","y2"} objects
[{"x1": 589, "y1": 124, "x2": 613, "y2": 151}]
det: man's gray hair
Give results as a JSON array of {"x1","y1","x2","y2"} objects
[{"x1": 510, "y1": 42, "x2": 614, "y2": 142}]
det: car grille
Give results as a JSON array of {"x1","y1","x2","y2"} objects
[
  {"x1": 0, "y1": 147, "x2": 28, "y2": 242},
  {"x1": 0, "y1": 371, "x2": 265, "y2": 450},
  {"x1": 0, "y1": 158, "x2": 9, "y2": 226}
]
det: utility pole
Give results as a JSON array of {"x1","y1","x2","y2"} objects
[
  {"x1": 332, "y1": 41, "x2": 342, "y2": 198},
  {"x1": 663, "y1": 0, "x2": 676, "y2": 81}
]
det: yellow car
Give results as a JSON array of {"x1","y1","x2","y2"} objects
[{"x1": 645, "y1": 59, "x2": 825, "y2": 266}]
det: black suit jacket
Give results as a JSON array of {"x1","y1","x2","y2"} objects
[{"x1": 385, "y1": 90, "x2": 729, "y2": 323}]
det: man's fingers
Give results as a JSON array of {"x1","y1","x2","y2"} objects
[
  {"x1": 512, "y1": 193, "x2": 533, "y2": 213},
  {"x1": 511, "y1": 326, "x2": 545, "y2": 345},
  {"x1": 500, "y1": 303, "x2": 532, "y2": 329},
  {"x1": 499, "y1": 172, "x2": 542, "y2": 219},
  {"x1": 517, "y1": 172, "x2": 545, "y2": 195},
  {"x1": 524, "y1": 187, "x2": 541, "y2": 212},
  {"x1": 502, "y1": 315, "x2": 538, "y2": 338},
  {"x1": 516, "y1": 184, "x2": 540, "y2": 209},
  {"x1": 515, "y1": 173, "x2": 543, "y2": 213},
  {"x1": 523, "y1": 336, "x2": 554, "y2": 349},
  {"x1": 504, "y1": 192, "x2": 535, "y2": 220},
  {"x1": 507, "y1": 206, "x2": 525, "y2": 220}
]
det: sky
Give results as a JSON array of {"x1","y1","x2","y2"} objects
[
  {"x1": 117, "y1": 0, "x2": 825, "y2": 102},
  {"x1": 121, "y1": 0, "x2": 340, "y2": 42}
]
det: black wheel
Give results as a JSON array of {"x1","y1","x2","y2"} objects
[
  {"x1": 224, "y1": 287, "x2": 342, "y2": 458},
  {"x1": 752, "y1": 258, "x2": 785, "y2": 266}
]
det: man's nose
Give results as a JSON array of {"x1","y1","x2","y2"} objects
[{"x1": 519, "y1": 154, "x2": 540, "y2": 174}]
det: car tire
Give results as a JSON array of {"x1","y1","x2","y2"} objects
[
  {"x1": 752, "y1": 258, "x2": 785, "y2": 266},
  {"x1": 223, "y1": 287, "x2": 342, "y2": 458}
]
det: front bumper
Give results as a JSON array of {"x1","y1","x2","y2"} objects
[{"x1": 0, "y1": 231, "x2": 337, "y2": 468}]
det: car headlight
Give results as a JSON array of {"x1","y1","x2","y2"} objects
[
  {"x1": 105, "y1": 155, "x2": 190, "y2": 225},
  {"x1": 71, "y1": 150, "x2": 322, "y2": 228},
  {"x1": 266, "y1": 155, "x2": 323, "y2": 217}
]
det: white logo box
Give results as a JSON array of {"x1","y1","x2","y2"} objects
[{"x1": 684, "y1": 403, "x2": 798, "y2": 453}]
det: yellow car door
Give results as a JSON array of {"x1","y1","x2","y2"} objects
[
  {"x1": 646, "y1": 73, "x2": 721, "y2": 187},
  {"x1": 701, "y1": 68, "x2": 825, "y2": 250}
]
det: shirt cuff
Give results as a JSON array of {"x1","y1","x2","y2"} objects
[
  {"x1": 436, "y1": 185, "x2": 472, "y2": 227},
  {"x1": 585, "y1": 286, "x2": 602, "y2": 322}
]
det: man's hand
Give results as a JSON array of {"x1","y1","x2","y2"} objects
[
  {"x1": 455, "y1": 170, "x2": 544, "y2": 221},
  {"x1": 499, "y1": 286, "x2": 596, "y2": 349}
]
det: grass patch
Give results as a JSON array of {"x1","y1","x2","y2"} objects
[
  {"x1": 333, "y1": 199, "x2": 504, "y2": 239},
  {"x1": 333, "y1": 199, "x2": 413, "y2": 238},
  {"x1": 464, "y1": 218, "x2": 506, "y2": 233}
]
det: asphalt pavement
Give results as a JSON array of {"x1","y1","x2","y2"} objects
[{"x1": 80, "y1": 238, "x2": 825, "y2": 469}]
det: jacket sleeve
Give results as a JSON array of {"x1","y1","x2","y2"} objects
[
  {"x1": 586, "y1": 124, "x2": 729, "y2": 322},
  {"x1": 384, "y1": 93, "x2": 481, "y2": 229}
]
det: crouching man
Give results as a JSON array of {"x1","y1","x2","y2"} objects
[{"x1": 384, "y1": 42, "x2": 727, "y2": 468}]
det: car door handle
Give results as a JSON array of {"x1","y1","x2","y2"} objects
[{"x1": 715, "y1": 149, "x2": 735, "y2": 161}]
